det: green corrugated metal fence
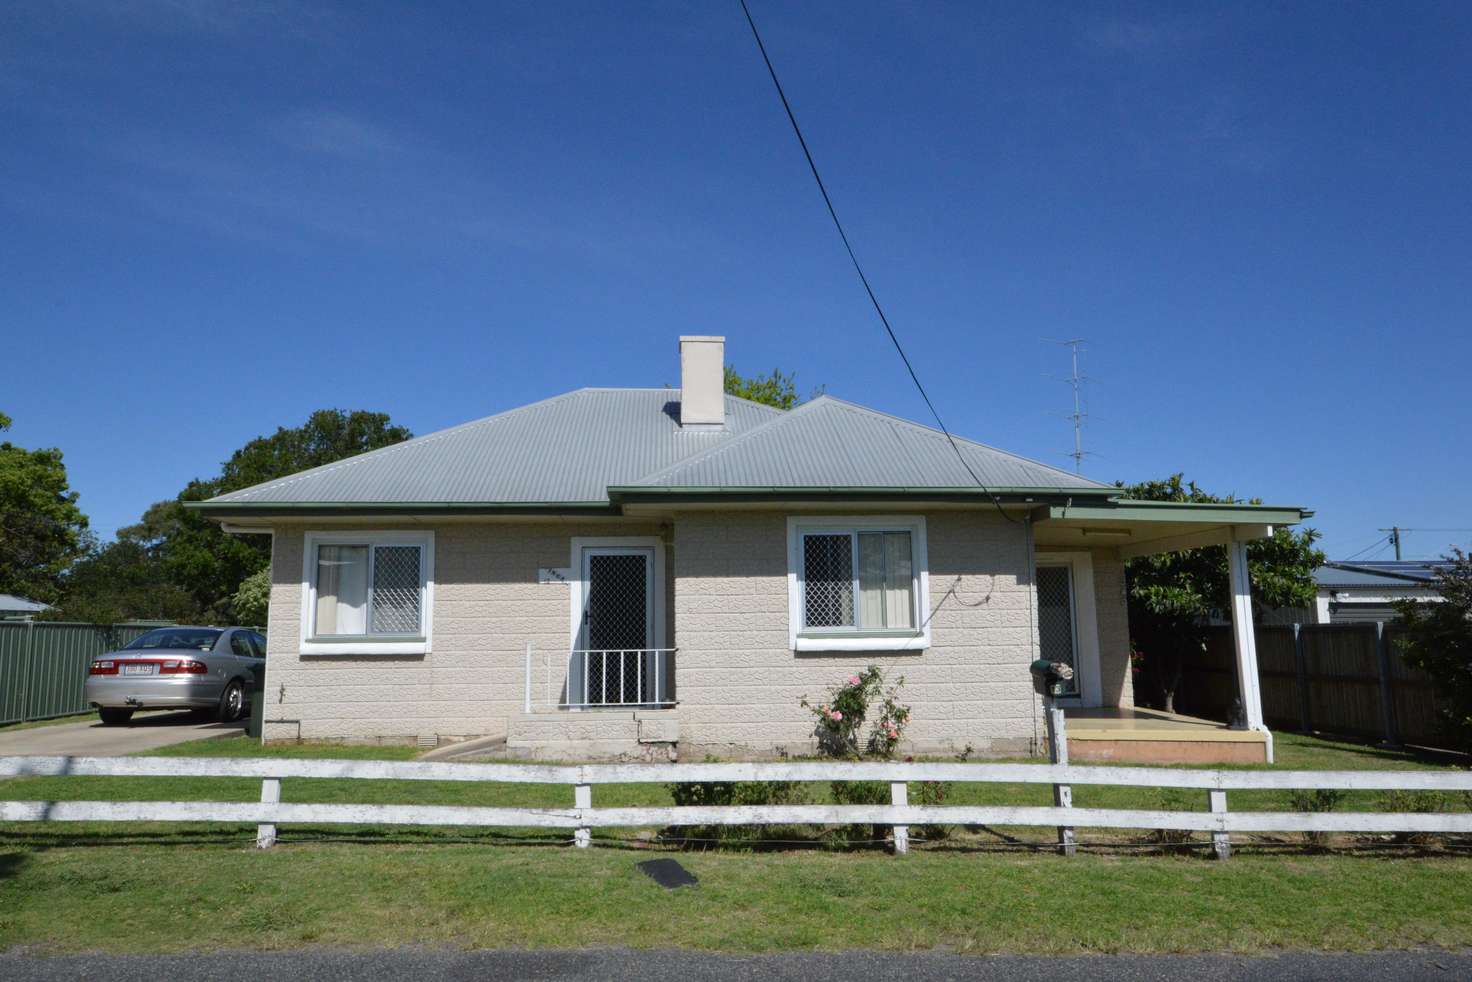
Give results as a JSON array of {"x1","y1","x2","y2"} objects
[{"x1": 0, "y1": 622, "x2": 173, "y2": 726}]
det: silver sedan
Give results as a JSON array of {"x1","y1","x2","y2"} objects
[{"x1": 84, "y1": 626, "x2": 266, "y2": 725}]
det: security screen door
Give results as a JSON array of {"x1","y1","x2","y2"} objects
[
  {"x1": 1035, "y1": 563, "x2": 1081, "y2": 698},
  {"x1": 580, "y1": 547, "x2": 655, "y2": 705}
]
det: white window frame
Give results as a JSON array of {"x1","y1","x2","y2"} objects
[
  {"x1": 786, "y1": 515, "x2": 930, "y2": 653},
  {"x1": 1034, "y1": 551, "x2": 1102, "y2": 707},
  {"x1": 299, "y1": 530, "x2": 435, "y2": 656}
]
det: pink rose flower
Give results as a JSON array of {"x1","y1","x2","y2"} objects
[
  {"x1": 830, "y1": 710, "x2": 843, "y2": 721},
  {"x1": 846, "y1": 675, "x2": 861, "y2": 686}
]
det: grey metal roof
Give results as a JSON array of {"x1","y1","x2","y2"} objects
[
  {"x1": 0, "y1": 594, "x2": 49, "y2": 613},
  {"x1": 204, "y1": 389, "x2": 1109, "y2": 509},
  {"x1": 1316, "y1": 560, "x2": 1449, "y2": 589},
  {"x1": 626, "y1": 396, "x2": 1110, "y2": 492},
  {"x1": 208, "y1": 390, "x2": 784, "y2": 506}
]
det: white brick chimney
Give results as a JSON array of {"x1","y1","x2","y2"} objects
[{"x1": 679, "y1": 335, "x2": 725, "y2": 428}]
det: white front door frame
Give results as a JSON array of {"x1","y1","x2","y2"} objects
[
  {"x1": 1035, "y1": 551, "x2": 1103, "y2": 708},
  {"x1": 567, "y1": 536, "x2": 667, "y2": 654}
]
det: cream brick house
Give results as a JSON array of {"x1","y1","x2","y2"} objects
[{"x1": 194, "y1": 337, "x2": 1309, "y2": 763}]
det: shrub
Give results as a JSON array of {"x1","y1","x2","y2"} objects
[
  {"x1": 1146, "y1": 787, "x2": 1195, "y2": 846},
  {"x1": 801, "y1": 666, "x2": 910, "y2": 761},
  {"x1": 1380, "y1": 789, "x2": 1447, "y2": 845},
  {"x1": 1394, "y1": 549, "x2": 1472, "y2": 754},
  {"x1": 913, "y1": 778, "x2": 953, "y2": 842},
  {"x1": 1288, "y1": 788, "x2": 1346, "y2": 848},
  {"x1": 664, "y1": 771, "x2": 808, "y2": 848}
]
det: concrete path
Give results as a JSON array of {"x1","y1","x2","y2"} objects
[
  {"x1": 1, "y1": 948, "x2": 1468, "y2": 981},
  {"x1": 0, "y1": 711, "x2": 242, "y2": 757}
]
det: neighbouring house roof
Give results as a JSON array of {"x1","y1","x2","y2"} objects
[
  {"x1": 1316, "y1": 560, "x2": 1450, "y2": 590},
  {"x1": 0, "y1": 594, "x2": 49, "y2": 614},
  {"x1": 194, "y1": 388, "x2": 1116, "y2": 515}
]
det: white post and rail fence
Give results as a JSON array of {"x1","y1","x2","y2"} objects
[{"x1": 3, "y1": 756, "x2": 1469, "y2": 858}]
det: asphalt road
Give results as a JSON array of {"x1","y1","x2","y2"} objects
[
  {"x1": 0, "y1": 711, "x2": 242, "y2": 757},
  {"x1": 1, "y1": 948, "x2": 1468, "y2": 981}
]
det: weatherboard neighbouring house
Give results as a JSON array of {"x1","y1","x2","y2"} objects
[{"x1": 192, "y1": 336, "x2": 1310, "y2": 763}]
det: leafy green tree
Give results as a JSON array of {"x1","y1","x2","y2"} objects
[
  {"x1": 231, "y1": 567, "x2": 271, "y2": 628},
  {"x1": 42, "y1": 538, "x2": 204, "y2": 624},
  {"x1": 1394, "y1": 550, "x2": 1472, "y2": 754},
  {"x1": 723, "y1": 366, "x2": 810, "y2": 410},
  {"x1": 54, "y1": 410, "x2": 411, "y2": 624},
  {"x1": 0, "y1": 413, "x2": 90, "y2": 604},
  {"x1": 1122, "y1": 474, "x2": 1323, "y2": 713}
]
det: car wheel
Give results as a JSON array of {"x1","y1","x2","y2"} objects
[
  {"x1": 98, "y1": 708, "x2": 134, "y2": 725},
  {"x1": 217, "y1": 680, "x2": 245, "y2": 723}
]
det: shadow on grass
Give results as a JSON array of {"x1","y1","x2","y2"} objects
[
  {"x1": 0, "y1": 849, "x2": 28, "y2": 882},
  {"x1": 1287, "y1": 731, "x2": 1470, "y2": 768}
]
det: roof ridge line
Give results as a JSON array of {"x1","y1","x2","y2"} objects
[
  {"x1": 209, "y1": 389, "x2": 587, "y2": 503},
  {"x1": 626, "y1": 396, "x2": 830, "y2": 486},
  {"x1": 815, "y1": 394, "x2": 1111, "y2": 489}
]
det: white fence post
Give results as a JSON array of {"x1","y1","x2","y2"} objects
[
  {"x1": 1208, "y1": 789, "x2": 1230, "y2": 860},
  {"x1": 574, "y1": 783, "x2": 591, "y2": 848},
  {"x1": 1045, "y1": 705, "x2": 1076, "y2": 856},
  {"x1": 891, "y1": 781, "x2": 909, "y2": 855},
  {"x1": 255, "y1": 777, "x2": 280, "y2": 849}
]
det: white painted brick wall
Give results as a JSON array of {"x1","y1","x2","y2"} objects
[
  {"x1": 672, "y1": 511, "x2": 1047, "y2": 758},
  {"x1": 1091, "y1": 549, "x2": 1135, "y2": 708},
  {"x1": 261, "y1": 512, "x2": 1136, "y2": 755},
  {"x1": 261, "y1": 521, "x2": 664, "y2": 743}
]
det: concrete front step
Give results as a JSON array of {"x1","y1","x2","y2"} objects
[{"x1": 506, "y1": 709, "x2": 681, "y2": 761}]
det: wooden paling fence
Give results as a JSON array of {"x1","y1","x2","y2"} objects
[
  {"x1": 3, "y1": 756, "x2": 1470, "y2": 860},
  {"x1": 1177, "y1": 622, "x2": 1444, "y2": 749}
]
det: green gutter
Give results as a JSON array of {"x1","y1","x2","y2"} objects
[
  {"x1": 607, "y1": 485, "x2": 1118, "y2": 502},
  {"x1": 184, "y1": 500, "x2": 620, "y2": 518}
]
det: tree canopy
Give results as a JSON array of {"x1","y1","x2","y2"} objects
[
  {"x1": 50, "y1": 409, "x2": 412, "y2": 624},
  {"x1": 723, "y1": 366, "x2": 810, "y2": 410},
  {"x1": 1394, "y1": 549, "x2": 1472, "y2": 754},
  {"x1": 1121, "y1": 474, "x2": 1324, "y2": 713},
  {"x1": 0, "y1": 412, "x2": 90, "y2": 605}
]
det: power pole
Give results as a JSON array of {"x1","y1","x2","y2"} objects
[
  {"x1": 1045, "y1": 338, "x2": 1089, "y2": 473},
  {"x1": 1377, "y1": 527, "x2": 1403, "y2": 560}
]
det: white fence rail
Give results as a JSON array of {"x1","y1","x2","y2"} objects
[{"x1": 3, "y1": 756, "x2": 1470, "y2": 857}]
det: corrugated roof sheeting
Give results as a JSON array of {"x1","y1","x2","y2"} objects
[
  {"x1": 207, "y1": 389, "x2": 1107, "y2": 506},
  {"x1": 211, "y1": 390, "x2": 783, "y2": 504},
  {"x1": 632, "y1": 397, "x2": 1109, "y2": 491}
]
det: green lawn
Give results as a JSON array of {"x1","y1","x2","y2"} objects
[{"x1": 1, "y1": 731, "x2": 1469, "y2": 955}]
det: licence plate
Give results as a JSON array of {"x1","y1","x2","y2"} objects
[{"x1": 123, "y1": 664, "x2": 156, "y2": 677}]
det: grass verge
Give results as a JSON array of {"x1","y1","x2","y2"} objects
[{"x1": 0, "y1": 730, "x2": 1468, "y2": 954}]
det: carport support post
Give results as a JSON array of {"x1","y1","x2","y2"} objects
[
  {"x1": 574, "y1": 783, "x2": 591, "y2": 849},
  {"x1": 1045, "y1": 704, "x2": 1076, "y2": 857},
  {"x1": 255, "y1": 777, "x2": 280, "y2": 849},
  {"x1": 1226, "y1": 539, "x2": 1273, "y2": 764}
]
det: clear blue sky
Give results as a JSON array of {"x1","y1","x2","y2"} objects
[{"x1": 3, "y1": 1, "x2": 1469, "y2": 561}]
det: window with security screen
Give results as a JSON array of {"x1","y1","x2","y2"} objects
[
  {"x1": 791, "y1": 518, "x2": 928, "y2": 649},
  {"x1": 306, "y1": 532, "x2": 431, "y2": 645}
]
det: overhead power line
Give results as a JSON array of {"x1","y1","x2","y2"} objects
[{"x1": 736, "y1": 0, "x2": 1017, "y2": 524}]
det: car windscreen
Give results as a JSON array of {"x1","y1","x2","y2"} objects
[{"x1": 123, "y1": 628, "x2": 222, "y2": 652}]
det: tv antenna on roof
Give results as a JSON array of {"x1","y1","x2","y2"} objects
[{"x1": 1044, "y1": 338, "x2": 1090, "y2": 473}]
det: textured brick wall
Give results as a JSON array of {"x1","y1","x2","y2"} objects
[
  {"x1": 672, "y1": 511, "x2": 1043, "y2": 758},
  {"x1": 261, "y1": 521, "x2": 664, "y2": 743},
  {"x1": 1091, "y1": 549, "x2": 1135, "y2": 708}
]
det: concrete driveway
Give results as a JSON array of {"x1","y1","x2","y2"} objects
[{"x1": 0, "y1": 711, "x2": 243, "y2": 757}]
